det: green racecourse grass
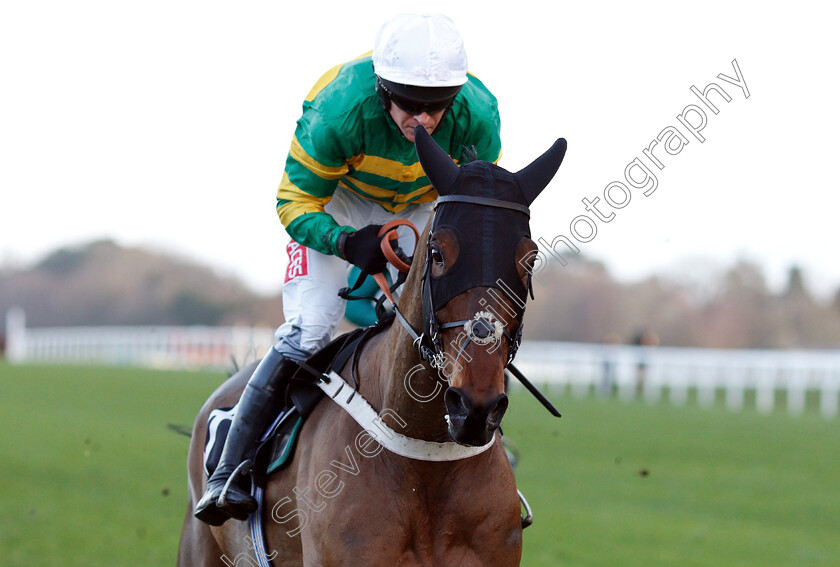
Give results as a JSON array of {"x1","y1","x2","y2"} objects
[{"x1": 1, "y1": 362, "x2": 838, "y2": 566}]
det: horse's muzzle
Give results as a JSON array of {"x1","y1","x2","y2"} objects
[{"x1": 444, "y1": 387, "x2": 508, "y2": 447}]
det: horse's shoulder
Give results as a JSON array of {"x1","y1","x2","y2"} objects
[{"x1": 356, "y1": 326, "x2": 392, "y2": 364}]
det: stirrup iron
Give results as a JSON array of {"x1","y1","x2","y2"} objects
[
  {"x1": 518, "y1": 489, "x2": 533, "y2": 529},
  {"x1": 218, "y1": 459, "x2": 252, "y2": 509}
]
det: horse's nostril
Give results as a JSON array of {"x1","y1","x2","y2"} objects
[
  {"x1": 487, "y1": 394, "x2": 509, "y2": 426},
  {"x1": 446, "y1": 388, "x2": 508, "y2": 425},
  {"x1": 444, "y1": 387, "x2": 469, "y2": 413},
  {"x1": 445, "y1": 387, "x2": 508, "y2": 446}
]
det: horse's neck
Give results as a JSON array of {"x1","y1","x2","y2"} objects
[{"x1": 373, "y1": 256, "x2": 450, "y2": 443}]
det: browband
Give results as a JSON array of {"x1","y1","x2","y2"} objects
[{"x1": 434, "y1": 195, "x2": 531, "y2": 217}]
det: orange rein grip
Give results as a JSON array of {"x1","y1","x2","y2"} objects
[
  {"x1": 372, "y1": 219, "x2": 420, "y2": 304},
  {"x1": 372, "y1": 273, "x2": 395, "y2": 305},
  {"x1": 377, "y1": 219, "x2": 419, "y2": 274}
]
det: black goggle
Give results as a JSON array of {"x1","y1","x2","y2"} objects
[{"x1": 379, "y1": 79, "x2": 455, "y2": 115}]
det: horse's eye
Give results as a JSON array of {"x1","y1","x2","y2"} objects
[
  {"x1": 524, "y1": 255, "x2": 536, "y2": 271},
  {"x1": 431, "y1": 246, "x2": 444, "y2": 266}
]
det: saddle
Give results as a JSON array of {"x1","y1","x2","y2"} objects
[{"x1": 202, "y1": 315, "x2": 395, "y2": 488}]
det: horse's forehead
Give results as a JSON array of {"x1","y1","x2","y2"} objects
[
  {"x1": 433, "y1": 163, "x2": 531, "y2": 241},
  {"x1": 458, "y1": 161, "x2": 524, "y2": 204}
]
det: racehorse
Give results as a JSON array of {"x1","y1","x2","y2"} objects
[{"x1": 178, "y1": 125, "x2": 567, "y2": 566}]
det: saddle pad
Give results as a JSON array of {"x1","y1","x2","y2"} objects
[
  {"x1": 265, "y1": 412, "x2": 304, "y2": 475},
  {"x1": 202, "y1": 403, "x2": 304, "y2": 485},
  {"x1": 252, "y1": 408, "x2": 304, "y2": 487},
  {"x1": 202, "y1": 405, "x2": 235, "y2": 477}
]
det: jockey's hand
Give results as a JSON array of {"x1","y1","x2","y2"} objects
[{"x1": 340, "y1": 224, "x2": 387, "y2": 274}]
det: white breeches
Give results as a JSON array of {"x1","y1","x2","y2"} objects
[{"x1": 273, "y1": 187, "x2": 432, "y2": 361}]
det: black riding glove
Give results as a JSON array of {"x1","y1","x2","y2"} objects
[{"x1": 339, "y1": 224, "x2": 387, "y2": 274}]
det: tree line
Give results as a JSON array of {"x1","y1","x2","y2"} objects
[{"x1": 2, "y1": 239, "x2": 839, "y2": 349}]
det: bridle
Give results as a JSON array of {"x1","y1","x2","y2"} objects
[
  {"x1": 378, "y1": 195, "x2": 532, "y2": 373},
  {"x1": 371, "y1": 198, "x2": 561, "y2": 417}
]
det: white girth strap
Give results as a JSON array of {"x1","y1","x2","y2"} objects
[{"x1": 316, "y1": 371, "x2": 496, "y2": 461}]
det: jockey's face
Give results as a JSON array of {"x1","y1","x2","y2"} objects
[{"x1": 388, "y1": 105, "x2": 446, "y2": 142}]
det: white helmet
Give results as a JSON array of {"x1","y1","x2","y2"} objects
[{"x1": 373, "y1": 13, "x2": 469, "y2": 88}]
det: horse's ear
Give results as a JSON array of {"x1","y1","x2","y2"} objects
[
  {"x1": 514, "y1": 138, "x2": 568, "y2": 205},
  {"x1": 414, "y1": 125, "x2": 460, "y2": 195}
]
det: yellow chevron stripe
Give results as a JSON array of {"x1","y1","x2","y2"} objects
[
  {"x1": 343, "y1": 177, "x2": 432, "y2": 202},
  {"x1": 305, "y1": 64, "x2": 343, "y2": 102},
  {"x1": 338, "y1": 182, "x2": 406, "y2": 213},
  {"x1": 353, "y1": 154, "x2": 428, "y2": 182},
  {"x1": 342, "y1": 176, "x2": 401, "y2": 199},
  {"x1": 290, "y1": 136, "x2": 350, "y2": 179},
  {"x1": 393, "y1": 184, "x2": 437, "y2": 203},
  {"x1": 305, "y1": 51, "x2": 372, "y2": 102},
  {"x1": 276, "y1": 174, "x2": 332, "y2": 226},
  {"x1": 338, "y1": 180, "x2": 438, "y2": 210},
  {"x1": 407, "y1": 191, "x2": 439, "y2": 204},
  {"x1": 352, "y1": 149, "x2": 487, "y2": 182}
]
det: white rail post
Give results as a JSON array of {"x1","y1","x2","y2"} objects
[
  {"x1": 616, "y1": 349, "x2": 637, "y2": 402},
  {"x1": 725, "y1": 365, "x2": 745, "y2": 412},
  {"x1": 669, "y1": 365, "x2": 689, "y2": 406},
  {"x1": 643, "y1": 357, "x2": 663, "y2": 405},
  {"x1": 697, "y1": 364, "x2": 716, "y2": 408},
  {"x1": 5, "y1": 307, "x2": 27, "y2": 363},
  {"x1": 570, "y1": 353, "x2": 592, "y2": 399},
  {"x1": 787, "y1": 361, "x2": 807, "y2": 416},
  {"x1": 819, "y1": 369, "x2": 839, "y2": 419},
  {"x1": 755, "y1": 364, "x2": 776, "y2": 415}
]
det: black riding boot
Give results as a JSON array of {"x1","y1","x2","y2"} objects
[{"x1": 194, "y1": 348, "x2": 298, "y2": 525}]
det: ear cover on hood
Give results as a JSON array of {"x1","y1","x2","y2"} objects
[
  {"x1": 513, "y1": 138, "x2": 567, "y2": 205},
  {"x1": 413, "y1": 126, "x2": 461, "y2": 195},
  {"x1": 414, "y1": 126, "x2": 567, "y2": 309},
  {"x1": 414, "y1": 125, "x2": 566, "y2": 205}
]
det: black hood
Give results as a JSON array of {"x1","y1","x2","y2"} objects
[{"x1": 414, "y1": 125, "x2": 567, "y2": 310}]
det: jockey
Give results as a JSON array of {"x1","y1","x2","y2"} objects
[{"x1": 195, "y1": 13, "x2": 502, "y2": 525}]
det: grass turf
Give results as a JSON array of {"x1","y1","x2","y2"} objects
[{"x1": 0, "y1": 362, "x2": 837, "y2": 566}]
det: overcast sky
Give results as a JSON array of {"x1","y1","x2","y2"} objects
[{"x1": 2, "y1": 1, "x2": 839, "y2": 299}]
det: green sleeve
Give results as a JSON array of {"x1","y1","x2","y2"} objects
[{"x1": 285, "y1": 212, "x2": 355, "y2": 256}]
